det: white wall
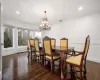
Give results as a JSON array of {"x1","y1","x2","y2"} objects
[{"x1": 43, "y1": 13, "x2": 100, "y2": 63}]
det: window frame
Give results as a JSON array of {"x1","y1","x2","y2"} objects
[
  {"x1": 3, "y1": 25, "x2": 14, "y2": 49},
  {"x1": 18, "y1": 28, "x2": 34, "y2": 47}
]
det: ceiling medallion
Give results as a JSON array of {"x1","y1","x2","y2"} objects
[{"x1": 39, "y1": 11, "x2": 51, "y2": 31}]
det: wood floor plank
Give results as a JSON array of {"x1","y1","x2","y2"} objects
[{"x1": 2, "y1": 52, "x2": 100, "y2": 80}]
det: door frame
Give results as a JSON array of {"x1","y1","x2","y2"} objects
[{"x1": 0, "y1": 1, "x2": 3, "y2": 80}]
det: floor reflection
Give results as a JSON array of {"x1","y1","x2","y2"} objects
[{"x1": 2, "y1": 52, "x2": 100, "y2": 80}]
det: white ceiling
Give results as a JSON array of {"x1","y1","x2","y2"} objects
[{"x1": 2, "y1": 0, "x2": 100, "y2": 25}]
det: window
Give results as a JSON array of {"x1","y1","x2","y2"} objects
[
  {"x1": 23, "y1": 29, "x2": 29, "y2": 45},
  {"x1": 29, "y1": 30, "x2": 34, "y2": 39},
  {"x1": 4, "y1": 26, "x2": 13, "y2": 48},
  {"x1": 35, "y1": 31, "x2": 41, "y2": 42},
  {"x1": 18, "y1": 28, "x2": 34, "y2": 46},
  {"x1": 35, "y1": 31, "x2": 41, "y2": 38},
  {"x1": 18, "y1": 28, "x2": 26, "y2": 46}
]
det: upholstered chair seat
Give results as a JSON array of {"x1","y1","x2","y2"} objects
[
  {"x1": 66, "y1": 55, "x2": 82, "y2": 66},
  {"x1": 45, "y1": 55, "x2": 60, "y2": 60}
]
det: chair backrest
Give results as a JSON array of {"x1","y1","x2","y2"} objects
[
  {"x1": 29, "y1": 39, "x2": 35, "y2": 47},
  {"x1": 51, "y1": 38, "x2": 56, "y2": 49},
  {"x1": 43, "y1": 36, "x2": 52, "y2": 56},
  {"x1": 34, "y1": 37, "x2": 39, "y2": 52},
  {"x1": 81, "y1": 35, "x2": 90, "y2": 65},
  {"x1": 60, "y1": 38, "x2": 68, "y2": 51}
]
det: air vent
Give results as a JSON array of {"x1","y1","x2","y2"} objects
[{"x1": 59, "y1": 20, "x2": 63, "y2": 22}]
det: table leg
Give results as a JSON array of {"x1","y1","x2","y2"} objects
[
  {"x1": 30, "y1": 47, "x2": 32, "y2": 59},
  {"x1": 61, "y1": 52, "x2": 65, "y2": 79},
  {"x1": 61, "y1": 60, "x2": 64, "y2": 79}
]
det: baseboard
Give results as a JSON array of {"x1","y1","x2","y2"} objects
[
  {"x1": 2, "y1": 50, "x2": 27, "y2": 57},
  {"x1": 87, "y1": 57, "x2": 100, "y2": 63},
  {"x1": 2, "y1": 51, "x2": 27, "y2": 57},
  {"x1": 0, "y1": 71, "x2": 2, "y2": 80},
  {"x1": 2, "y1": 47, "x2": 27, "y2": 56}
]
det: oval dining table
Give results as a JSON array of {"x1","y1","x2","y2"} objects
[
  {"x1": 31, "y1": 45, "x2": 74, "y2": 80},
  {"x1": 53, "y1": 46, "x2": 74, "y2": 80}
]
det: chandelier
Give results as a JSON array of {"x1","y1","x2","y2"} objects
[{"x1": 39, "y1": 11, "x2": 51, "y2": 31}]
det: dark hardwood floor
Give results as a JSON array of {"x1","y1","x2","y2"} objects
[{"x1": 2, "y1": 52, "x2": 100, "y2": 80}]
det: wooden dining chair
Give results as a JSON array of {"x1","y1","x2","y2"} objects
[
  {"x1": 28, "y1": 39, "x2": 35, "y2": 57},
  {"x1": 27, "y1": 40, "x2": 31, "y2": 57},
  {"x1": 29, "y1": 39, "x2": 35, "y2": 46},
  {"x1": 51, "y1": 38, "x2": 56, "y2": 50},
  {"x1": 43, "y1": 36, "x2": 61, "y2": 72},
  {"x1": 34, "y1": 37, "x2": 44, "y2": 63},
  {"x1": 60, "y1": 38, "x2": 68, "y2": 52},
  {"x1": 66, "y1": 35, "x2": 90, "y2": 80},
  {"x1": 60, "y1": 38, "x2": 74, "y2": 56}
]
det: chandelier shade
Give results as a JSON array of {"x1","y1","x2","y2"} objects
[{"x1": 39, "y1": 11, "x2": 51, "y2": 31}]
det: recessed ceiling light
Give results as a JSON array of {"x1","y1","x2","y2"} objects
[
  {"x1": 78, "y1": 6, "x2": 83, "y2": 11},
  {"x1": 16, "y1": 11, "x2": 20, "y2": 14},
  {"x1": 59, "y1": 20, "x2": 63, "y2": 22}
]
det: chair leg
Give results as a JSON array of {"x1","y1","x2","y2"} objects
[
  {"x1": 53, "y1": 61, "x2": 54, "y2": 72},
  {"x1": 80, "y1": 67, "x2": 83, "y2": 80},
  {"x1": 31, "y1": 51, "x2": 32, "y2": 59},
  {"x1": 44, "y1": 58, "x2": 46, "y2": 66},
  {"x1": 35, "y1": 54, "x2": 37, "y2": 59},
  {"x1": 70, "y1": 65, "x2": 73, "y2": 72},
  {"x1": 51, "y1": 61, "x2": 54, "y2": 72},
  {"x1": 70, "y1": 65, "x2": 73, "y2": 77},
  {"x1": 51, "y1": 61, "x2": 53, "y2": 71},
  {"x1": 40, "y1": 56, "x2": 43, "y2": 63},
  {"x1": 64, "y1": 63, "x2": 67, "y2": 77},
  {"x1": 42, "y1": 56, "x2": 44, "y2": 64},
  {"x1": 38, "y1": 56, "x2": 39, "y2": 62},
  {"x1": 59, "y1": 59, "x2": 61, "y2": 70},
  {"x1": 27, "y1": 51, "x2": 30, "y2": 58},
  {"x1": 70, "y1": 65, "x2": 76, "y2": 80},
  {"x1": 40, "y1": 55, "x2": 41, "y2": 61},
  {"x1": 83, "y1": 64, "x2": 87, "y2": 80},
  {"x1": 84, "y1": 64, "x2": 87, "y2": 75}
]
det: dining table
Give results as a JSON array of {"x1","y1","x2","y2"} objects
[
  {"x1": 30, "y1": 45, "x2": 74, "y2": 79},
  {"x1": 54, "y1": 46, "x2": 75, "y2": 79}
]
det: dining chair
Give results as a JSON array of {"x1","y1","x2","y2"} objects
[
  {"x1": 60, "y1": 38, "x2": 74, "y2": 56},
  {"x1": 34, "y1": 37, "x2": 44, "y2": 63},
  {"x1": 28, "y1": 39, "x2": 35, "y2": 57},
  {"x1": 29, "y1": 39, "x2": 35, "y2": 46},
  {"x1": 43, "y1": 36, "x2": 61, "y2": 72},
  {"x1": 51, "y1": 38, "x2": 56, "y2": 50},
  {"x1": 60, "y1": 38, "x2": 68, "y2": 53},
  {"x1": 27, "y1": 40, "x2": 31, "y2": 57},
  {"x1": 66, "y1": 35, "x2": 90, "y2": 80}
]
